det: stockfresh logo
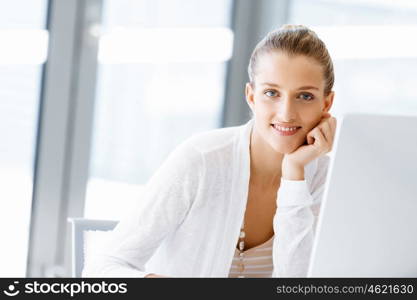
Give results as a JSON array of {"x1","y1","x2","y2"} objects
[{"x1": 3, "y1": 281, "x2": 20, "y2": 297}]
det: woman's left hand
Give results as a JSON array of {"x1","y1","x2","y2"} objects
[{"x1": 282, "y1": 112, "x2": 337, "y2": 179}]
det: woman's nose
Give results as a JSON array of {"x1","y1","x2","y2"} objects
[{"x1": 277, "y1": 96, "x2": 297, "y2": 121}]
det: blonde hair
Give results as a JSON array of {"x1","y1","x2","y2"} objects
[{"x1": 248, "y1": 24, "x2": 334, "y2": 96}]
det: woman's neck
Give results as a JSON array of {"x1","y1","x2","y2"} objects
[{"x1": 249, "y1": 128, "x2": 283, "y2": 189}]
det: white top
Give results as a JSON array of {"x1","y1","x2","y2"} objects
[
  {"x1": 228, "y1": 235, "x2": 274, "y2": 278},
  {"x1": 82, "y1": 118, "x2": 330, "y2": 278}
]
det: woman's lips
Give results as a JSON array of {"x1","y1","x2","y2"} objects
[{"x1": 271, "y1": 124, "x2": 301, "y2": 136}]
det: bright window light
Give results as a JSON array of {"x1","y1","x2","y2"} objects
[
  {"x1": 0, "y1": 29, "x2": 48, "y2": 65},
  {"x1": 312, "y1": 25, "x2": 417, "y2": 59},
  {"x1": 98, "y1": 27, "x2": 234, "y2": 64}
]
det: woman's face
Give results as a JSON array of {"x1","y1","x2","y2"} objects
[{"x1": 246, "y1": 51, "x2": 334, "y2": 154}]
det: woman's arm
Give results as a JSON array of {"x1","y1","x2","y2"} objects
[
  {"x1": 82, "y1": 140, "x2": 204, "y2": 278},
  {"x1": 272, "y1": 155, "x2": 329, "y2": 277}
]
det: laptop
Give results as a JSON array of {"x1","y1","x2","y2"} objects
[{"x1": 307, "y1": 113, "x2": 417, "y2": 277}]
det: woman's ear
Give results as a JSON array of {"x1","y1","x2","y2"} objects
[
  {"x1": 323, "y1": 91, "x2": 335, "y2": 113},
  {"x1": 245, "y1": 82, "x2": 255, "y2": 112}
]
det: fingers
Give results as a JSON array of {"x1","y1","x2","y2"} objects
[
  {"x1": 321, "y1": 118, "x2": 337, "y2": 151},
  {"x1": 316, "y1": 128, "x2": 331, "y2": 153},
  {"x1": 322, "y1": 111, "x2": 331, "y2": 119},
  {"x1": 308, "y1": 127, "x2": 325, "y2": 150},
  {"x1": 307, "y1": 113, "x2": 338, "y2": 154},
  {"x1": 326, "y1": 116, "x2": 337, "y2": 140},
  {"x1": 319, "y1": 112, "x2": 337, "y2": 146},
  {"x1": 329, "y1": 116, "x2": 337, "y2": 133},
  {"x1": 307, "y1": 133, "x2": 314, "y2": 145},
  {"x1": 319, "y1": 121, "x2": 332, "y2": 144},
  {"x1": 309, "y1": 123, "x2": 333, "y2": 153}
]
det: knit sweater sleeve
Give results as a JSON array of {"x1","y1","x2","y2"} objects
[
  {"x1": 272, "y1": 155, "x2": 330, "y2": 277},
  {"x1": 81, "y1": 139, "x2": 204, "y2": 278}
]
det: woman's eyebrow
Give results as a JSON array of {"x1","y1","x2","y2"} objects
[
  {"x1": 297, "y1": 85, "x2": 319, "y2": 91},
  {"x1": 260, "y1": 82, "x2": 319, "y2": 90}
]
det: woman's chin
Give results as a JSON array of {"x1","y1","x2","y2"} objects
[{"x1": 270, "y1": 143, "x2": 298, "y2": 154}]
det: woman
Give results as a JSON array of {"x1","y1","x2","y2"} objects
[{"x1": 82, "y1": 24, "x2": 337, "y2": 278}]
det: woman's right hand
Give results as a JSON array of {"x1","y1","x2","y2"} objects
[{"x1": 145, "y1": 273, "x2": 170, "y2": 278}]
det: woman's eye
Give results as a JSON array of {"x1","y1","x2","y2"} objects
[
  {"x1": 265, "y1": 90, "x2": 278, "y2": 97},
  {"x1": 299, "y1": 93, "x2": 314, "y2": 101}
]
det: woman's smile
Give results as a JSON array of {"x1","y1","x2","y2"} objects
[{"x1": 271, "y1": 124, "x2": 301, "y2": 136}]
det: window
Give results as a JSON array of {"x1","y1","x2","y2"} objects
[
  {"x1": 0, "y1": 0, "x2": 48, "y2": 276},
  {"x1": 289, "y1": 0, "x2": 417, "y2": 119},
  {"x1": 84, "y1": 0, "x2": 233, "y2": 220}
]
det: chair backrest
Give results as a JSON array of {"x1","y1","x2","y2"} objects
[{"x1": 67, "y1": 217, "x2": 119, "y2": 277}]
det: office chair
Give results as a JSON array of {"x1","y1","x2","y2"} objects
[{"x1": 67, "y1": 217, "x2": 119, "y2": 277}]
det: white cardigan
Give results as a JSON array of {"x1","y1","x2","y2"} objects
[{"x1": 82, "y1": 118, "x2": 330, "y2": 278}]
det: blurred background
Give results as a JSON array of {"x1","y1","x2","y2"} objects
[{"x1": 1, "y1": 0, "x2": 417, "y2": 277}]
